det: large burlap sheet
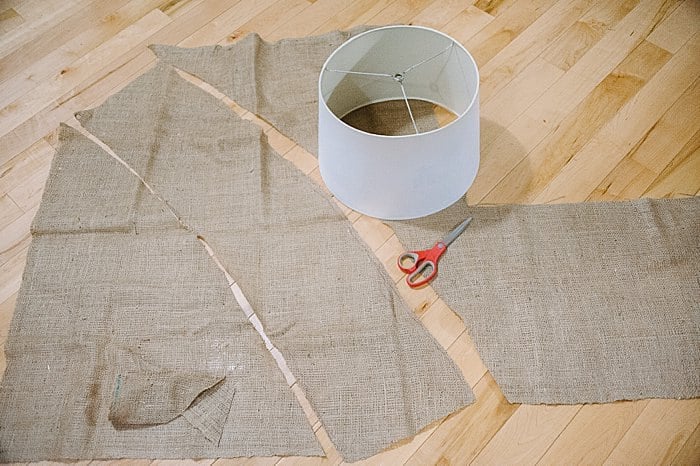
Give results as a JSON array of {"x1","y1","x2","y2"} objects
[{"x1": 0, "y1": 62, "x2": 473, "y2": 462}]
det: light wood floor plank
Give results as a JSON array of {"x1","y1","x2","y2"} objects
[
  {"x1": 670, "y1": 424, "x2": 700, "y2": 466},
  {"x1": 646, "y1": 0, "x2": 700, "y2": 53},
  {"x1": 410, "y1": 0, "x2": 473, "y2": 30},
  {"x1": 468, "y1": 0, "x2": 677, "y2": 205},
  {"x1": 477, "y1": 0, "x2": 597, "y2": 102},
  {"x1": 0, "y1": 0, "x2": 129, "y2": 85},
  {"x1": 465, "y1": 0, "x2": 559, "y2": 68},
  {"x1": 419, "y1": 298, "x2": 467, "y2": 350},
  {"x1": 603, "y1": 399, "x2": 700, "y2": 465},
  {"x1": 367, "y1": 0, "x2": 436, "y2": 26},
  {"x1": 588, "y1": 80, "x2": 700, "y2": 201},
  {"x1": 0, "y1": 246, "x2": 28, "y2": 305},
  {"x1": 472, "y1": 404, "x2": 581, "y2": 465},
  {"x1": 0, "y1": 205, "x2": 36, "y2": 267},
  {"x1": 483, "y1": 39, "x2": 671, "y2": 204},
  {"x1": 0, "y1": 0, "x2": 168, "y2": 111},
  {"x1": 0, "y1": 9, "x2": 171, "y2": 141},
  {"x1": 180, "y1": 0, "x2": 282, "y2": 47},
  {"x1": 533, "y1": 31, "x2": 700, "y2": 203},
  {"x1": 643, "y1": 139, "x2": 700, "y2": 199},
  {"x1": 0, "y1": 194, "x2": 22, "y2": 230},
  {"x1": 473, "y1": 0, "x2": 519, "y2": 17},
  {"x1": 0, "y1": 7, "x2": 24, "y2": 36},
  {"x1": 0, "y1": 137, "x2": 54, "y2": 197},
  {"x1": 233, "y1": 0, "x2": 312, "y2": 42},
  {"x1": 540, "y1": 0, "x2": 639, "y2": 72},
  {"x1": 0, "y1": 0, "x2": 92, "y2": 59},
  {"x1": 441, "y1": 5, "x2": 494, "y2": 45},
  {"x1": 0, "y1": 293, "x2": 18, "y2": 338},
  {"x1": 313, "y1": 0, "x2": 396, "y2": 34},
  {"x1": 537, "y1": 400, "x2": 650, "y2": 465}
]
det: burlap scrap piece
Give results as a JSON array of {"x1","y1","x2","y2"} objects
[
  {"x1": 0, "y1": 125, "x2": 322, "y2": 461},
  {"x1": 389, "y1": 197, "x2": 700, "y2": 404},
  {"x1": 77, "y1": 63, "x2": 474, "y2": 462}
]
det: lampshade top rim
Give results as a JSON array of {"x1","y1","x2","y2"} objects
[{"x1": 318, "y1": 24, "x2": 480, "y2": 140}]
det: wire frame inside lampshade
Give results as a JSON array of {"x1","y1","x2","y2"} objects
[{"x1": 318, "y1": 25, "x2": 480, "y2": 220}]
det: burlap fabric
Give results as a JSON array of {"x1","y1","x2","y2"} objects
[
  {"x1": 389, "y1": 198, "x2": 700, "y2": 403},
  {"x1": 153, "y1": 29, "x2": 700, "y2": 404},
  {"x1": 151, "y1": 27, "x2": 374, "y2": 156},
  {"x1": 341, "y1": 99, "x2": 440, "y2": 135},
  {"x1": 0, "y1": 126, "x2": 322, "y2": 461},
  {"x1": 0, "y1": 63, "x2": 473, "y2": 462}
]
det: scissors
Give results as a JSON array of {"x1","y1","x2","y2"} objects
[{"x1": 397, "y1": 217, "x2": 472, "y2": 288}]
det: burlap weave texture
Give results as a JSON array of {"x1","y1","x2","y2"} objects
[{"x1": 151, "y1": 27, "x2": 372, "y2": 156}]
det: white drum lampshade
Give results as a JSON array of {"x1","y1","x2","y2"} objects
[{"x1": 318, "y1": 25, "x2": 480, "y2": 220}]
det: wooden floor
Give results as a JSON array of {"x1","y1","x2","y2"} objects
[{"x1": 1, "y1": 0, "x2": 699, "y2": 464}]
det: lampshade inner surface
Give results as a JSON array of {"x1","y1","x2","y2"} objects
[{"x1": 320, "y1": 26, "x2": 478, "y2": 133}]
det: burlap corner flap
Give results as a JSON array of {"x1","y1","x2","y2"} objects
[
  {"x1": 110, "y1": 367, "x2": 235, "y2": 446},
  {"x1": 0, "y1": 128, "x2": 322, "y2": 462},
  {"x1": 390, "y1": 197, "x2": 700, "y2": 404},
  {"x1": 109, "y1": 370, "x2": 225, "y2": 426},
  {"x1": 109, "y1": 337, "x2": 232, "y2": 445},
  {"x1": 150, "y1": 26, "x2": 375, "y2": 155},
  {"x1": 182, "y1": 376, "x2": 238, "y2": 446},
  {"x1": 77, "y1": 63, "x2": 474, "y2": 462}
]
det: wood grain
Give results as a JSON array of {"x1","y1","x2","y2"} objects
[{"x1": 0, "y1": 1, "x2": 698, "y2": 464}]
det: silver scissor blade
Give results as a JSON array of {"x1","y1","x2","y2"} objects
[{"x1": 442, "y1": 217, "x2": 473, "y2": 246}]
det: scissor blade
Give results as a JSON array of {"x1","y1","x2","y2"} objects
[{"x1": 442, "y1": 217, "x2": 473, "y2": 246}]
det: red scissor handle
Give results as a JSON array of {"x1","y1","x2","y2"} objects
[{"x1": 397, "y1": 241, "x2": 447, "y2": 288}]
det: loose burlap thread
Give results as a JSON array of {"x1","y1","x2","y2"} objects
[{"x1": 153, "y1": 29, "x2": 700, "y2": 404}]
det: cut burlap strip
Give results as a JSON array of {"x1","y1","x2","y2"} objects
[
  {"x1": 389, "y1": 198, "x2": 700, "y2": 403},
  {"x1": 153, "y1": 29, "x2": 700, "y2": 404}
]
